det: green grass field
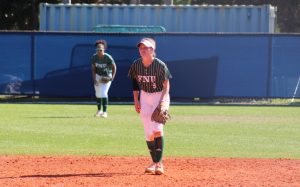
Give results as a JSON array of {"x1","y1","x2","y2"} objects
[{"x1": 0, "y1": 104, "x2": 299, "y2": 159}]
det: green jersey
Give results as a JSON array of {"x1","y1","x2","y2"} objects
[{"x1": 91, "y1": 53, "x2": 115, "y2": 76}]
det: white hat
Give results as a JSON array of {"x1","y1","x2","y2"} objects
[{"x1": 137, "y1": 38, "x2": 156, "y2": 50}]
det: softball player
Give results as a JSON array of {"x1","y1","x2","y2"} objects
[
  {"x1": 128, "y1": 38, "x2": 172, "y2": 175},
  {"x1": 91, "y1": 40, "x2": 117, "y2": 118}
]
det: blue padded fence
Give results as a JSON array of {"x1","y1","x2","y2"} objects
[{"x1": 0, "y1": 32, "x2": 299, "y2": 99}]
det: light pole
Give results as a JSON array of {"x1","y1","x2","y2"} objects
[
  {"x1": 32, "y1": 0, "x2": 37, "y2": 30},
  {"x1": 164, "y1": 0, "x2": 173, "y2": 5},
  {"x1": 63, "y1": 0, "x2": 72, "y2": 4}
]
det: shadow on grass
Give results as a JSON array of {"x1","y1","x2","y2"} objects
[
  {"x1": 290, "y1": 101, "x2": 300, "y2": 106},
  {"x1": 26, "y1": 116, "x2": 91, "y2": 118}
]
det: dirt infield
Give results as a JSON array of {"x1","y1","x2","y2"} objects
[{"x1": 0, "y1": 156, "x2": 299, "y2": 186}]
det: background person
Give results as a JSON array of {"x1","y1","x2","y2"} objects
[
  {"x1": 91, "y1": 40, "x2": 117, "y2": 118},
  {"x1": 128, "y1": 37, "x2": 172, "y2": 175}
]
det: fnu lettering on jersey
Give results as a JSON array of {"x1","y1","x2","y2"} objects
[{"x1": 137, "y1": 75, "x2": 157, "y2": 90}]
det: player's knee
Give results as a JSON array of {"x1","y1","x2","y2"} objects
[
  {"x1": 146, "y1": 134, "x2": 155, "y2": 141},
  {"x1": 154, "y1": 131, "x2": 162, "y2": 138}
]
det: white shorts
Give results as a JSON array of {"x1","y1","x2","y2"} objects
[
  {"x1": 94, "y1": 74, "x2": 112, "y2": 98},
  {"x1": 140, "y1": 90, "x2": 170, "y2": 141}
]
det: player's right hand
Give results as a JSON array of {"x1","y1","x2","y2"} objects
[
  {"x1": 134, "y1": 101, "x2": 141, "y2": 113},
  {"x1": 94, "y1": 80, "x2": 99, "y2": 86}
]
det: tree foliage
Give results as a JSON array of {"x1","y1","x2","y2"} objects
[
  {"x1": 0, "y1": 0, "x2": 61, "y2": 30},
  {"x1": 1, "y1": 0, "x2": 300, "y2": 32}
]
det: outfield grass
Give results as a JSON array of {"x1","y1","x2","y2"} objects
[{"x1": 0, "y1": 104, "x2": 299, "y2": 159}]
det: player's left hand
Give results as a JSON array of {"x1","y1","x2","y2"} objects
[
  {"x1": 159, "y1": 101, "x2": 169, "y2": 111},
  {"x1": 151, "y1": 105, "x2": 171, "y2": 124}
]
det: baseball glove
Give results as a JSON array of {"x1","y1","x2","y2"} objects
[
  {"x1": 151, "y1": 106, "x2": 171, "y2": 124},
  {"x1": 100, "y1": 76, "x2": 112, "y2": 83}
]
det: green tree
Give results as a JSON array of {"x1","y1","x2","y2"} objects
[{"x1": 0, "y1": 0, "x2": 61, "y2": 30}]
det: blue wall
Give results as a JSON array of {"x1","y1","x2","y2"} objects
[{"x1": 0, "y1": 32, "x2": 300, "y2": 99}]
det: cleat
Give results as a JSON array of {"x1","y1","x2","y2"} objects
[
  {"x1": 95, "y1": 110, "x2": 103, "y2": 117},
  {"x1": 100, "y1": 112, "x2": 108, "y2": 118},
  {"x1": 145, "y1": 163, "x2": 156, "y2": 174},
  {"x1": 155, "y1": 162, "x2": 164, "y2": 175}
]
